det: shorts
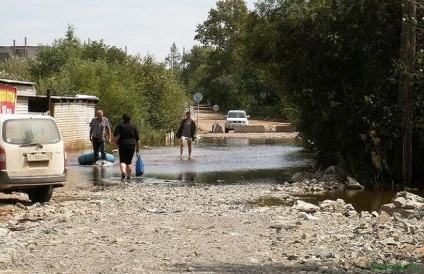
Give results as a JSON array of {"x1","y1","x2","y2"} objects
[
  {"x1": 181, "y1": 136, "x2": 193, "y2": 142},
  {"x1": 118, "y1": 145, "x2": 136, "y2": 164}
]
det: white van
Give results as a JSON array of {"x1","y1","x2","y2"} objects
[
  {"x1": 224, "y1": 110, "x2": 249, "y2": 133},
  {"x1": 0, "y1": 114, "x2": 67, "y2": 202}
]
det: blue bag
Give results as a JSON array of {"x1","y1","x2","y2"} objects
[{"x1": 136, "y1": 153, "x2": 144, "y2": 176}]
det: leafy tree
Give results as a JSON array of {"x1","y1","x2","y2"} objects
[
  {"x1": 181, "y1": 46, "x2": 213, "y2": 100},
  {"x1": 31, "y1": 25, "x2": 82, "y2": 79},
  {"x1": 248, "y1": 0, "x2": 406, "y2": 184},
  {"x1": 0, "y1": 56, "x2": 32, "y2": 81},
  {"x1": 27, "y1": 26, "x2": 187, "y2": 145},
  {"x1": 194, "y1": 0, "x2": 250, "y2": 110}
]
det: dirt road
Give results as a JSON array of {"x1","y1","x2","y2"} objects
[{"x1": 195, "y1": 106, "x2": 297, "y2": 139}]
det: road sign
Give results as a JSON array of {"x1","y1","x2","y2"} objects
[
  {"x1": 193, "y1": 92, "x2": 203, "y2": 103},
  {"x1": 213, "y1": 104, "x2": 219, "y2": 112}
]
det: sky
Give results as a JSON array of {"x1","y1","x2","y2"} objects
[{"x1": 1, "y1": 0, "x2": 256, "y2": 62}]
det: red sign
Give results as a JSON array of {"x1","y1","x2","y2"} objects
[{"x1": 0, "y1": 85, "x2": 17, "y2": 114}]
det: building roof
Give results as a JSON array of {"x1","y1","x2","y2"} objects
[
  {"x1": 25, "y1": 94, "x2": 100, "y2": 103},
  {"x1": 0, "y1": 78, "x2": 36, "y2": 86}
]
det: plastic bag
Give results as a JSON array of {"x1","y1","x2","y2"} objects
[{"x1": 136, "y1": 152, "x2": 144, "y2": 176}]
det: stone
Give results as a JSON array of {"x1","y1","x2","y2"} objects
[
  {"x1": 293, "y1": 200, "x2": 320, "y2": 213},
  {"x1": 354, "y1": 256, "x2": 372, "y2": 268},
  {"x1": 291, "y1": 172, "x2": 314, "y2": 183},
  {"x1": 345, "y1": 177, "x2": 365, "y2": 190},
  {"x1": 379, "y1": 203, "x2": 396, "y2": 216},
  {"x1": 0, "y1": 227, "x2": 9, "y2": 237},
  {"x1": 393, "y1": 197, "x2": 407, "y2": 208},
  {"x1": 323, "y1": 166, "x2": 347, "y2": 184},
  {"x1": 396, "y1": 191, "x2": 424, "y2": 203},
  {"x1": 414, "y1": 247, "x2": 424, "y2": 256},
  {"x1": 375, "y1": 211, "x2": 391, "y2": 227},
  {"x1": 0, "y1": 254, "x2": 12, "y2": 264},
  {"x1": 297, "y1": 212, "x2": 320, "y2": 220}
]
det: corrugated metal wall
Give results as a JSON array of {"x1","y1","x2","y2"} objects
[
  {"x1": 53, "y1": 101, "x2": 96, "y2": 151},
  {"x1": 15, "y1": 97, "x2": 28, "y2": 114}
]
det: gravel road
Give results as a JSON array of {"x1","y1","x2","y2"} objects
[{"x1": 0, "y1": 181, "x2": 423, "y2": 274}]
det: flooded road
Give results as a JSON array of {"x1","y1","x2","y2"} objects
[
  {"x1": 63, "y1": 137, "x2": 423, "y2": 212},
  {"x1": 65, "y1": 137, "x2": 312, "y2": 189}
]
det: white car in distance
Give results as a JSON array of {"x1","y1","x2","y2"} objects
[{"x1": 224, "y1": 110, "x2": 249, "y2": 133}]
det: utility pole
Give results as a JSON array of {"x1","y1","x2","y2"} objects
[{"x1": 399, "y1": 0, "x2": 416, "y2": 188}]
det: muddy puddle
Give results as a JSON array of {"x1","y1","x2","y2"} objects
[{"x1": 249, "y1": 188, "x2": 424, "y2": 212}]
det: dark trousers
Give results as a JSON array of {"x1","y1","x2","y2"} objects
[{"x1": 92, "y1": 137, "x2": 106, "y2": 160}]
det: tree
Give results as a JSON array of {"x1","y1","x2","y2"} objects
[
  {"x1": 165, "y1": 43, "x2": 182, "y2": 70},
  {"x1": 181, "y1": 46, "x2": 213, "y2": 96},
  {"x1": 31, "y1": 25, "x2": 82, "y2": 79},
  {"x1": 247, "y1": 0, "x2": 405, "y2": 184},
  {"x1": 193, "y1": 0, "x2": 250, "y2": 110},
  {"x1": 26, "y1": 26, "x2": 188, "y2": 144},
  {"x1": 0, "y1": 56, "x2": 32, "y2": 81}
]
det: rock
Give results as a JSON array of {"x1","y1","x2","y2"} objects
[
  {"x1": 323, "y1": 166, "x2": 347, "y2": 184},
  {"x1": 371, "y1": 211, "x2": 379, "y2": 218},
  {"x1": 379, "y1": 191, "x2": 424, "y2": 217},
  {"x1": 291, "y1": 172, "x2": 314, "y2": 183},
  {"x1": 396, "y1": 191, "x2": 424, "y2": 203},
  {"x1": 354, "y1": 256, "x2": 372, "y2": 268},
  {"x1": 392, "y1": 197, "x2": 407, "y2": 208},
  {"x1": 0, "y1": 254, "x2": 12, "y2": 264},
  {"x1": 380, "y1": 203, "x2": 396, "y2": 215},
  {"x1": 375, "y1": 211, "x2": 391, "y2": 227},
  {"x1": 414, "y1": 247, "x2": 424, "y2": 256},
  {"x1": 0, "y1": 227, "x2": 9, "y2": 237},
  {"x1": 292, "y1": 200, "x2": 320, "y2": 213},
  {"x1": 345, "y1": 177, "x2": 365, "y2": 190},
  {"x1": 319, "y1": 199, "x2": 355, "y2": 214},
  {"x1": 379, "y1": 237, "x2": 398, "y2": 246},
  {"x1": 297, "y1": 212, "x2": 320, "y2": 221}
]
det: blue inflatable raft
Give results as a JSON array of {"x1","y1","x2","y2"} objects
[{"x1": 78, "y1": 152, "x2": 115, "y2": 165}]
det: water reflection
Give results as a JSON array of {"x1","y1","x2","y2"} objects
[
  {"x1": 177, "y1": 172, "x2": 196, "y2": 183},
  {"x1": 298, "y1": 188, "x2": 424, "y2": 212},
  {"x1": 65, "y1": 137, "x2": 313, "y2": 188},
  {"x1": 92, "y1": 166, "x2": 107, "y2": 181}
]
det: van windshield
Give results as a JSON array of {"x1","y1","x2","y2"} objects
[
  {"x1": 3, "y1": 119, "x2": 61, "y2": 144},
  {"x1": 228, "y1": 112, "x2": 246, "y2": 118}
]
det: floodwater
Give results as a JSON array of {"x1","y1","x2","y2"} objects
[
  {"x1": 63, "y1": 137, "x2": 422, "y2": 212},
  {"x1": 65, "y1": 137, "x2": 313, "y2": 189},
  {"x1": 297, "y1": 188, "x2": 424, "y2": 213}
]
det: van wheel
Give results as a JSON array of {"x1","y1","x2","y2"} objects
[
  {"x1": 225, "y1": 128, "x2": 229, "y2": 133},
  {"x1": 28, "y1": 186, "x2": 53, "y2": 203}
]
